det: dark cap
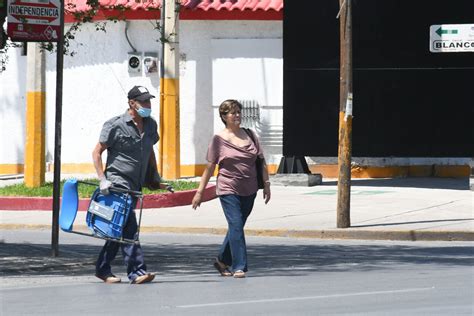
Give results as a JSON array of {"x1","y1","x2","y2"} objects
[{"x1": 127, "y1": 86, "x2": 155, "y2": 101}]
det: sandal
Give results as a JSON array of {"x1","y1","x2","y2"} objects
[
  {"x1": 233, "y1": 270, "x2": 246, "y2": 278},
  {"x1": 131, "y1": 273, "x2": 155, "y2": 284},
  {"x1": 213, "y1": 258, "x2": 232, "y2": 277},
  {"x1": 95, "y1": 273, "x2": 121, "y2": 283}
]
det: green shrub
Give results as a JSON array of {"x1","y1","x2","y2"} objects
[{"x1": 0, "y1": 179, "x2": 199, "y2": 198}]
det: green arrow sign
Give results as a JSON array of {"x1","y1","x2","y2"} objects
[{"x1": 436, "y1": 27, "x2": 458, "y2": 36}]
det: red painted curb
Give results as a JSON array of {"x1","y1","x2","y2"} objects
[
  {"x1": 141, "y1": 185, "x2": 216, "y2": 209},
  {"x1": 0, "y1": 185, "x2": 217, "y2": 211}
]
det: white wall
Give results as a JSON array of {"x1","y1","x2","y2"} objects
[
  {"x1": 0, "y1": 19, "x2": 283, "y2": 170},
  {"x1": 0, "y1": 45, "x2": 27, "y2": 164},
  {"x1": 44, "y1": 21, "x2": 162, "y2": 165},
  {"x1": 210, "y1": 38, "x2": 283, "y2": 164},
  {"x1": 179, "y1": 20, "x2": 283, "y2": 165}
]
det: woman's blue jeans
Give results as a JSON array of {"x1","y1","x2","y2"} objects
[{"x1": 218, "y1": 193, "x2": 257, "y2": 272}]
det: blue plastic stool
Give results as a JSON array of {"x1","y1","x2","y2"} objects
[
  {"x1": 60, "y1": 179, "x2": 79, "y2": 232},
  {"x1": 59, "y1": 179, "x2": 143, "y2": 244},
  {"x1": 86, "y1": 188, "x2": 135, "y2": 240}
]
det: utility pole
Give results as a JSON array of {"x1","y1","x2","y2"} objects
[
  {"x1": 160, "y1": 0, "x2": 180, "y2": 180},
  {"x1": 336, "y1": 0, "x2": 353, "y2": 228},
  {"x1": 25, "y1": 42, "x2": 46, "y2": 188}
]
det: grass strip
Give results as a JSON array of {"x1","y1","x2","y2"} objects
[{"x1": 0, "y1": 179, "x2": 199, "y2": 198}]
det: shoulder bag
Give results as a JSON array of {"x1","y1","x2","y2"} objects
[{"x1": 244, "y1": 128, "x2": 264, "y2": 189}]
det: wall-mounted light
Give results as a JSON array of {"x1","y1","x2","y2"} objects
[{"x1": 128, "y1": 52, "x2": 141, "y2": 73}]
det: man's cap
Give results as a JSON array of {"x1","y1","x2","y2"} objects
[{"x1": 127, "y1": 86, "x2": 155, "y2": 101}]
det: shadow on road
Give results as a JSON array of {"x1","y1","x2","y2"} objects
[
  {"x1": 1, "y1": 240, "x2": 473, "y2": 278},
  {"x1": 322, "y1": 177, "x2": 469, "y2": 190}
]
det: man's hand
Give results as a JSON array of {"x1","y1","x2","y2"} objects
[
  {"x1": 99, "y1": 177, "x2": 112, "y2": 195},
  {"x1": 159, "y1": 183, "x2": 174, "y2": 193}
]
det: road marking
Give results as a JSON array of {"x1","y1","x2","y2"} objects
[
  {"x1": 304, "y1": 190, "x2": 391, "y2": 196},
  {"x1": 177, "y1": 287, "x2": 435, "y2": 308}
]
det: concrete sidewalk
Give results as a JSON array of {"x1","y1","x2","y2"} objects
[{"x1": 0, "y1": 176, "x2": 473, "y2": 241}]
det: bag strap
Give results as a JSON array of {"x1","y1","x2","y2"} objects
[
  {"x1": 244, "y1": 128, "x2": 265, "y2": 163},
  {"x1": 243, "y1": 128, "x2": 257, "y2": 146}
]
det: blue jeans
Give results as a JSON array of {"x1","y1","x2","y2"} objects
[
  {"x1": 95, "y1": 211, "x2": 147, "y2": 281},
  {"x1": 218, "y1": 193, "x2": 257, "y2": 272}
]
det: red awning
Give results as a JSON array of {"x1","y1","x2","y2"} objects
[
  {"x1": 66, "y1": 0, "x2": 283, "y2": 15},
  {"x1": 65, "y1": 0, "x2": 283, "y2": 21}
]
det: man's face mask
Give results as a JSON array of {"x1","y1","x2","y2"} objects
[{"x1": 135, "y1": 102, "x2": 152, "y2": 118}]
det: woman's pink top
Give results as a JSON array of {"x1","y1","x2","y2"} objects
[{"x1": 206, "y1": 129, "x2": 263, "y2": 196}]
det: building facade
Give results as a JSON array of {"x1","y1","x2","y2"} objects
[{"x1": 0, "y1": 0, "x2": 284, "y2": 177}]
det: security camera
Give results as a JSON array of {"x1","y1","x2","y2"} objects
[{"x1": 128, "y1": 52, "x2": 141, "y2": 73}]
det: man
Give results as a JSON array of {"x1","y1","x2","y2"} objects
[{"x1": 92, "y1": 85, "x2": 161, "y2": 284}]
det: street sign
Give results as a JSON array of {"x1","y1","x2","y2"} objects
[
  {"x1": 7, "y1": 0, "x2": 60, "y2": 42},
  {"x1": 430, "y1": 24, "x2": 474, "y2": 53}
]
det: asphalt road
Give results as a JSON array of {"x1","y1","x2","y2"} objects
[{"x1": 1, "y1": 230, "x2": 473, "y2": 315}]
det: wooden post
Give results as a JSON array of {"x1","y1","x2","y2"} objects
[
  {"x1": 158, "y1": 1, "x2": 165, "y2": 175},
  {"x1": 336, "y1": 0, "x2": 353, "y2": 228},
  {"x1": 161, "y1": 0, "x2": 180, "y2": 180}
]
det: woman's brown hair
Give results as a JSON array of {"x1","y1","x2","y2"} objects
[{"x1": 219, "y1": 99, "x2": 243, "y2": 125}]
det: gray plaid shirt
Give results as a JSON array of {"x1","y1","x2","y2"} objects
[{"x1": 99, "y1": 110, "x2": 159, "y2": 191}]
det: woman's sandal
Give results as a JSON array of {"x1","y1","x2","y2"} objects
[{"x1": 213, "y1": 258, "x2": 232, "y2": 277}]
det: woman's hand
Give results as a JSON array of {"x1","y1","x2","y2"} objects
[
  {"x1": 192, "y1": 191, "x2": 203, "y2": 210},
  {"x1": 263, "y1": 183, "x2": 271, "y2": 204},
  {"x1": 192, "y1": 162, "x2": 216, "y2": 210}
]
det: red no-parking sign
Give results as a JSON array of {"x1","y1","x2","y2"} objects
[{"x1": 7, "y1": 0, "x2": 61, "y2": 42}]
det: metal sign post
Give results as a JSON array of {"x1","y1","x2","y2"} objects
[
  {"x1": 51, "y1": 0, "x2": 64, "y2": 257},
  {"x1": 7, "y1": 0, "x2": 64, "y2": 256}
]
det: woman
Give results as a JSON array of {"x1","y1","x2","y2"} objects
[{"x1": 192, "y1": 99, "x2": 271, "y2": 278}]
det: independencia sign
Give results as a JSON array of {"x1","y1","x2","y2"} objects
[
  {"x1": 430, "y1": 24, "x2": 474, "y2": 53},
  {"x1": 7, "y1": 0, "x2": 60, "y2": 42}
]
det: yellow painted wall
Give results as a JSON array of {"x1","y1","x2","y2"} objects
[
  {"x1": 2, "y1": 163, "x2": 469, "y2": 178},
  {"x1": 24, "y1": 91, "x2": 46, "y2": 187},
  {"x1": 161, "y1": 78, "x2": 180, "y2": 179},
  {"x1": 309, "y1": 164, "x2": 470, "y2": 178},
  {"x1": 0, "y1": 164, "x2": 24, "y2": 174}
]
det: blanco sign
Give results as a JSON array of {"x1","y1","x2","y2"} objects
[{"x1": 430, "y1": 24, "x2": 474, "y2": 53}]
